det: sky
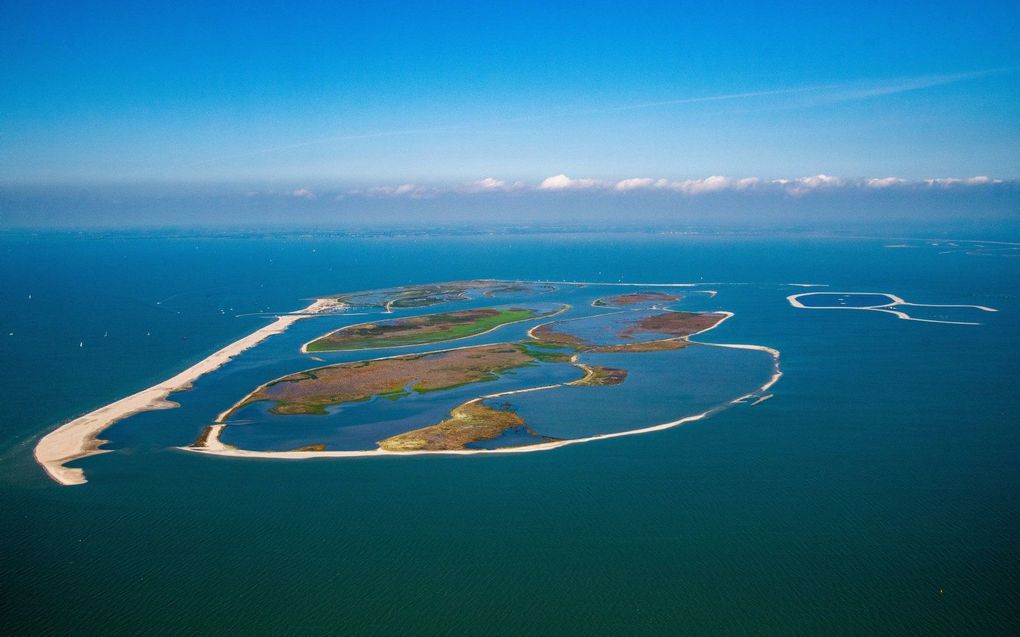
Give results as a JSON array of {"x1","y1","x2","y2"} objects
[{"x1": 0, "y1": 0, "x2": 1018, "y2": 228}]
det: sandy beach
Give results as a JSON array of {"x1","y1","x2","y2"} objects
[{"x1": 34, "y1": 298, "x2": 337, "y2": 485}]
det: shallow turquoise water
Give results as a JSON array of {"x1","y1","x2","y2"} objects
[{"x1": 1, "y1": 232, "x2": 1017, "y2": 634}]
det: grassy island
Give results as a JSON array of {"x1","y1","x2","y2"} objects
[
  {"x1": 227, "y1": 343, "x2": 538, "y2": 417},
  {"x1": 213, "y1": 307, "x2": 730, "y2": 454},
  {"x1": 531, "y1": 310, "x2": 723, "y2": 352},
  {"x1": 306, "y1": 305, "x2": 564, "y2": 351},
  {"x1": 379, "y1": 401, "x2": 539, "y2": 450},
  {"x1": 593, "y1": 291, "x2": 681, "y2": 306}
]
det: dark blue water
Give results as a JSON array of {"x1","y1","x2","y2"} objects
[{"x1": 1, "y1": 231, "x2": 1017, "y2": 634}]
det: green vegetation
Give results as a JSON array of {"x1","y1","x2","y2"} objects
[
  {"x1": 379, "y1": 400, "x2": 539, "y2": 451},
  {"x1": 572, "y1": 365, "x2": 628, "y2": 386},
  {"x1": 306, "y1": 306, "x2": 561, "y2": 352},
  {"x1": 515, "y1": 341, "x2": 574, "y2": 362},
  {"x1": 593, "y1": 291, "x2": 681, "y2": 307},
  {"x1": 228, "y1": 344, "x2": 536, "y2": 418},
  {"x1": 289, "y1": 443, "x2": 327, "y2": 452}
]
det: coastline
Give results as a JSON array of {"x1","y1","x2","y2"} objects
[
  {"x1": 33, "y1": 298, "x2": 336, "y2": 486},
  {"x1": 187, "y1": 308, "x2": 782, "y2": 462}
]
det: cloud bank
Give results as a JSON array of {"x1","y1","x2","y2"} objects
[{"x1": 326, "y1": 174, "x2": 1011, "y2": 199}]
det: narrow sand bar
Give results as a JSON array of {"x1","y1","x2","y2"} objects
[
  {"x1": 34, "y1": 298, "x2": 337, "y2": 485},
  {"x1": 787, "y1": 291, "x2": 997, "y2": 325}
]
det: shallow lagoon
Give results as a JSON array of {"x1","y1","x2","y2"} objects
[
  {"x1": 491, "y1": 344, "x2": 774, "y2": 440},
  {"x1": 794, "y1": 292, "x2": 895, "y2": 307},
  {"x1": 221, "y1": 360, "x2": 583, "y2": 451},
  {"x1": 206, "y1": 281, "x2": 759, "y2": 452}
]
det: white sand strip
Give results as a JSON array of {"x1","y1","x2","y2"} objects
[
  {"x1": 34, "y1": 299, "x2": 335, "y2": 486},
  {"x1": 787, "y1": 291, "x2": 997, "y2": 325},
  {"x1": 184, "y1": 308, "x2": 782, "y2": 462}
]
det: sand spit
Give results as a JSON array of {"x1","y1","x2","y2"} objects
[
  {"x1": 184, "y1": 308, "x2": 782, "y2": 462},
  {"x1": 34, "y1": 299, "x2": 338, "y2": 485},
  {"x1": 787, "y1": 292, "x2": 997, "y2": 326}
]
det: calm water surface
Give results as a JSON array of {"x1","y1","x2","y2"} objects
[{"x1": 1, "y1": 232, "x2": 1017, "y2": 635}]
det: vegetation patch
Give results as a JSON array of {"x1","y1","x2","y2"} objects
[
  {"x1": 307, "y1": 305, "x2": 563, "y2": 351},
  {"x1": 227, "y1": 343, "x2": 536, "y2": 417},
  {"x1": 379, "y1": 401, "x2": 538, "y2": 451},
  {"x1": 289, "y1": 443, "x2": 327, "y2": 452},
  {"x1": 572, "y1": 365, "x2": 628, "y2": 386},
  {"x1": 593, "y1": 291, "x2": 681, "y2": 306}
]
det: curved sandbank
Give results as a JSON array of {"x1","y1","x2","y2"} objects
[
  {"x1": 787, "y1": 291, "x2": 997, "y2": 325},
  {"x1": 184, "y1": 309, "x2": 782, "y2": 461},
  {"x1": 34, "y1": 298, "x2": 339, "y2": 485}
]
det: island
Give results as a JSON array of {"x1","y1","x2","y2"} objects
[
  {"x1": 304, "y1": 304, "x2": 565, "y2": 352},
  {"x1": 35, "y1": 279, "x2": 783, "y2": 485},
  {"x1": 593, "y1": 291, "x2": 681, "y2": 306},
  {"x1": 200, "y1": 305, "x2": 737, "y2": 452}
]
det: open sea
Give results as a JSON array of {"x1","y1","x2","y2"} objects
[{"x1": 1, "y1": 230, "x2": 1017, "y2": 635}]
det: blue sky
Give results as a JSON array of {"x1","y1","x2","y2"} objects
[{"x1": 1, "y1": 0, "x2": 1018, "y2": 187}]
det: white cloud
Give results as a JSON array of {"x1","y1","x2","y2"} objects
[
  {"x1": 538, "y1": 174, "x2": 602, "y2": 190},
  {"x1": 797, "y1": 174, "x2": 843, "y2": 188},
  {"x1": 364, "y1": 183, "x2": 439, "y2": 198},
  {"x1": 346, "y1": 175, "x2": 1012, "y2": 199},
  {"x1": 292, "y1": 188, "x2": 316, "y2": 199},
  {"x1": 925, "y1": 176, "x2": 1002, "y2": 187},
  {"x1": 677, "y1": 175, "x2": 733, "y2": 194},
  {"x1": 463, "y1": 177, "x2": 514, "y2": 192},
  {"x1": 866, "y1": 177, "x2": 907, "y2": 188},
  {"x1": 777, "y1": 174, "x2": 843, "y2": 196},
  {"x1": 614, "y1": 177, "x2": 656, "y2": 191},
  {"x1": 368, "y1": 183, "x2": 417, "y2": 196}
]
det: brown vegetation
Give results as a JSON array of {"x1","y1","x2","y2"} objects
[
  {"x1": 379, "y1": 400, "x2": 532, "y2": 451},
  {"x1": 571, "y1": 365, "x2": 629, "y2": 385},
  {"x1": 619, "y1": 311, "x2": 722, "y2": 338},
  {"x1": 595, "y1": 291, "x2": 681, "y2": 306},
  {"x1": 233, "y1": 344, "x2": 535, "y2": 417}
]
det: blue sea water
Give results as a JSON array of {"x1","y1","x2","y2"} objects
[
  {"x1": 1, "y1": 231, "x2": 1018, "y2": 634},
  {"x1": 795, "y1": 292, "x2": 896, "y2": 307}
]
